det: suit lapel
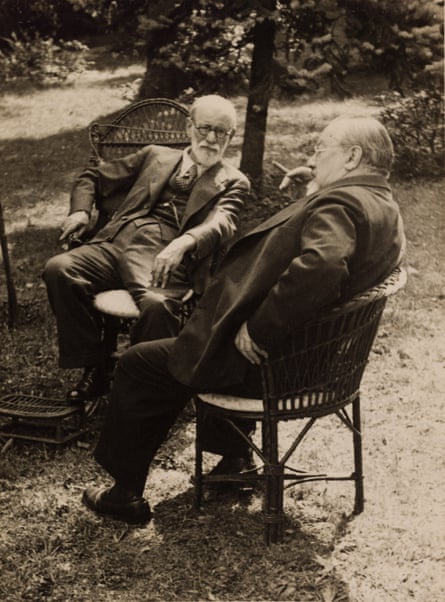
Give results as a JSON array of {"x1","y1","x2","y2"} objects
[
  {"x1": 147, "y1": 150, "x2": 182, "y2": 202},
  {"x1": 119, "y1": 147, "x2": 182, "y2": 212},
  {"x1": 180, "y1": 162, "x2": 228, "y2": 227}
]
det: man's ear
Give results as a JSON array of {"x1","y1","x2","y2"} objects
[{"x1": 345, "y1": 145, "x2": 363, "y2": 171}]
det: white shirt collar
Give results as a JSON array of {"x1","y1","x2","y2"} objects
[{"x1": 179, "y1": 147, "x2": 212, "y2": 178}]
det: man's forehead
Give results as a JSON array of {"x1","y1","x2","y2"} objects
[
  {"x1": 194, "y1": 104, "x2": 233, "y2": 125},
  {"x1": 318, "y1": 122, "x2": 343, "y2": 144}
]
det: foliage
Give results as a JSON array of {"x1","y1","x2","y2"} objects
[
  {"x1": 1, "y1": 0, "x2": 442, "y2": 96},
  {"x1": 0, "y1": 0, "x2": 100, "y2": 38},
  {"x1": 338, "y1": 0, "x2": 443, "y2": 91},
  {"x1": 138, "y1": 3, "x2": 254, "y2": 97},
  {"x1": 0, "y1": 33, "x2": 89, "y2": 84},
  {"x1": 134, "y1": 0, "x2": 443, "y2": 100},
  {"x1": 276, "y1": 0, "x2": 443, "y2": 97},
  {"x1": 379, "y1": 82, "x2": 445, "y2": 179}
]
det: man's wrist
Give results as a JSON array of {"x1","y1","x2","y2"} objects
[{"x1": 182, "y1": 232, "x2": 197, "y2": 250}]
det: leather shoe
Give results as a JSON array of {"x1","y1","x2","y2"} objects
[
  {"x1": 66, "y1": 366, "x2": 109, "y2": 404},
  {"x1": 205, "y1": 454, "x2": 258, "y2": 492},
  {"x1": 82, "y1": 485, "x2": 152, "y2": 525},
  {"x1": 207, "y1": 454, "x2": 257, "y2": 476}
]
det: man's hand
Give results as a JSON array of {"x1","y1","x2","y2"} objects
[
  {"x1": 59, "y1": 211, "x2": 90, "y2": 241},
  {"x1": 234, "y1": 321, "x2": 268, "y2": 365},
  {"x1": 279, "y1": 166, "x2": 313, "y2": 191},
  {"x1": 151, "y1": 234, "x2": 196, "y2": 288}
]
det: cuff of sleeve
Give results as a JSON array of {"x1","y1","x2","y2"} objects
[{"x1": 69, "y1": 209, "x2": 91, "y2": 218}]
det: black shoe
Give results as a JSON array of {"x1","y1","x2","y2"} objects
[
  {"x1": 205, "y1": 454, "x2": 258, "y2": 492},
  {"x1": 66, "y1": 367, "x2": 109, "y2": 404},
  {"x1": 207, "y1": 455, "x2": 257, "y2": 476},
  {"x1": 82, "y1": 485, "x2": 152, "y2": 525}
]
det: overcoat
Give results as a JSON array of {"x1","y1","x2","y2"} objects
[{"x1": 169, "y1": 174, "x2": 405, "y2": 389}]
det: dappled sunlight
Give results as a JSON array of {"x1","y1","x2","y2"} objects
[
  {"x1": 269, "y1": 96, "x2": 379, "y2": 127},
  {"x1": 0, "y1": 63, "x2": 144, "y2": 140},
  {"x1": 265, "y1": 97, "x2": 381, "y2": 168},
  {"x1": 4, "y1": 191, "x2": 69, "y2": 236}
]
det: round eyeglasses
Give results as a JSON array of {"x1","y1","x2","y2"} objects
[{"x1": 192, "y1": 121, "x2": 232, "y2": 141}]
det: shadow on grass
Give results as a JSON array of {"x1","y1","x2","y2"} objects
[
  {"x1": 152, "y1": 488, "x2": 353, "y2": 600},
  {"x1": 56, "y1": 486, "x2": 354, "y2": 601},
  {"x1": 0, "y1": 131, "x2": 91, "y2": 205}
]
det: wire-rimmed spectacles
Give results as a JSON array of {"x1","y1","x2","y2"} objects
[{"x1": 192, "y1": 121, "x2": 233, "y2": 141}]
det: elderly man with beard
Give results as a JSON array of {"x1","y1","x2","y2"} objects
[{"x1": 43, "y1": 95, "x2": 249, "y2": 403}]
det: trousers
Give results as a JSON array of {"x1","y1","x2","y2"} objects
[
  {"x1": 94, "y1": 338, "x2": 259, "y2": 495},
  {"x1": 43, "y1": 220, "x2": 190, "y2": 368}
]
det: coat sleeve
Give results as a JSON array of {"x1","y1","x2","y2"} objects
[
  {"x1": 185, "y1": 174, "x2": 250, "y2": 260},
  {"x1": 69, "y1": 146, "x2": 153, "y2": 215},
  {"x1": 246, "y1": 202, "x2": 358, "y2": 347}
]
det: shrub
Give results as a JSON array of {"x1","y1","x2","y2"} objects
[
  {"x1": 379, "y1": 84, "x2": 444, "y2": 179},
  {"x1": 0, "y1": 33, "x2": 89, "y2": 85}
]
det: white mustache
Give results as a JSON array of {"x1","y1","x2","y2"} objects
[{"x1": 198, "y1": 143, "x2": 219, "y2": 151}]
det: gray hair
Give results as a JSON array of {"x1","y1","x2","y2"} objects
[
  {"x1": 190, "y1": 95, "x2": 237, "y2": 130},
  {"x1": 333, "y1": 115, "x2": 394, "y2": 175}
]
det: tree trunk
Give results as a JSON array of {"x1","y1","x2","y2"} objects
[
  {"x1": 140, "y1": 62, "x2": 188, "y2": 99},
  {"x1": 139, "y1": 0, "x2": 194, "y2": 99},
  {"x1": 240, "y1": 11, "x2": 276, "y2": 186}
]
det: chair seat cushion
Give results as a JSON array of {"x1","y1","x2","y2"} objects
[
  {"x1": 197, "y1": 392, "x2": 263, "y2": 413},
  {"x1": 94, "y1": 289, "x2": 140, "y2": 318},
  {"x1": 197, "y1": 392, "x2": 320, "y2": 414}
]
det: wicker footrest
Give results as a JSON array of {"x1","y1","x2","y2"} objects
[{"x1": 0, "y1": 393, "x2": 93, "y2": 444}]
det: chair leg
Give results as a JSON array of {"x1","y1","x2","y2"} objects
[
  {"x1": 194, "y1": 402, "x2": 204, "y2": 511},
  {"x1": 352, "y1": 397, "x2": 364, "y2": 514},
  {"x1": 102, "y1": 315, "x2": 121, "y2": 363},
  {"x1": 262, "y1": 416, "x2": 284, "y2": 544}
]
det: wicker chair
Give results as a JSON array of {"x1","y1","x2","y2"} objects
[
  {"x1": 194, "y1": 266, "x2": 407, "y2": 545},
  {"x1": 0, "y1": 100, "x2": 190, "y2": 445}
]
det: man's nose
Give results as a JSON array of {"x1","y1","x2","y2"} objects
[
  {"x1": 205, "y1": 128, "x2": 217, "y2": 142},
  {"x1": 307, "y1": 155, "x2": 315, "y2": 169}
]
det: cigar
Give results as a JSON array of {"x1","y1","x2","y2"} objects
[{"x1": 272, "y1": 160, "x2": 289, "y2": 174}]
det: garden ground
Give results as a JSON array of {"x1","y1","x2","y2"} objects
[{"x1": 0, "y1": 49, "x2": 444, "y2": 601}]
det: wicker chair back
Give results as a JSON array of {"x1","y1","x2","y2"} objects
[{"x1": 89, "y1": 98, "x2": 189, "y2": 163}]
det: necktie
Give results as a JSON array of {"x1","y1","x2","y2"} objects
[{"x1": 174, "y1": 163, "x2": 198, "y2": 192}]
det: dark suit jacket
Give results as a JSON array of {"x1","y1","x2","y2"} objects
[
  {"x1": 169, "y1": 174, "x2": 405, "y2": 389},
  {"x1": 69, "y1": 145, "x2": 250, "y2": 293}
]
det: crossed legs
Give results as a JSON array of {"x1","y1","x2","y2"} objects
[{"x1": 84, "y1": 337, "x2": 257, "y2": 523}]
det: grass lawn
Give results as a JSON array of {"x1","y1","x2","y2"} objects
[{"x1": 0, "y1": 52, "x2": 444, "y2": 602}]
